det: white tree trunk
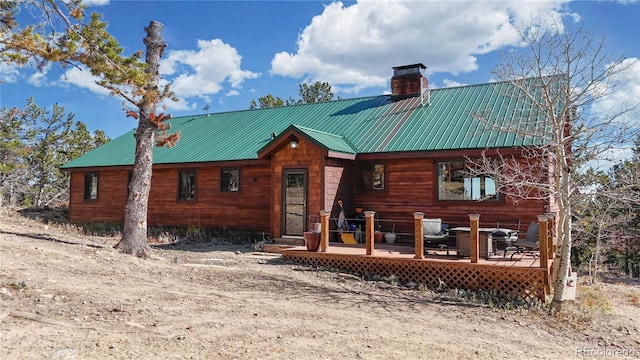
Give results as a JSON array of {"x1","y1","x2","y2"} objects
[{"x1": 551, "y1": 162, "x2": 573, "y2": 310}]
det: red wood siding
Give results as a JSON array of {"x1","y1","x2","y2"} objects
[
  {"x1": 67, "y1": 147, "x2": 550, "y2": 239},
  {"x1": 352, "y1": 158, "x2": 548, "y2": 235},
  {"x1": 68, "y1": 163, "x2": 271, "y2": 232},
  {"x1": 270, "y1": 138, "x2": 325, "y2": 238},
  {"x1": 69, "y1": 169, "x2": 128, "y2": 223}
]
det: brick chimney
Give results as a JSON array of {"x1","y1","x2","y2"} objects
[{"x1": 391, "y1": 63, "x2": 427, "y2": 96}]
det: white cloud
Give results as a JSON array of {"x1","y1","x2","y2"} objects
[
  {"x1": 441, "y1": 79, "x2": 466, "y2": 88},
  {"x1": 82, "y1": 0, "x2": 110, "y2": 6},
  {"x1": 58, "y1": 66, "x2": 111, "y2": 96},
  {"x1": 591, "y1": 58, "x2": 640, "y2": 126},
  {"x1": 54, "y1": 37, "x2": 259, "y2": 112},
  {"x1": 583, "y1": 146, "x2": 635, "y2": 172},
  {"x1": 270, "y1": 0, "x2": 571, "y2": 94},
  {"x1": 0, "y1": 62, "x2": 20, "y2": 83},
  {"x1": 160, "y1": 98, "x2": 191, "y2": 112},
  {"x1": 610, "y1": 0, "x2": 639, "y2": 5},
  {"x1": 580, "y1": 58, "x2": 640, "y2": 170},
  {"x1": 27, "y1": 64, "x2": 52, "y2": 87},
  {"x1": 160, "y1": 39, "x2": 259, "y2": 100}
]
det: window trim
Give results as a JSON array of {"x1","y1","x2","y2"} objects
[
  {"x1": 83, "y1": 172, "x2": 99, "y2": 201},
  {"x1": 177, "y1": 169, "x2": 198, "y2": 202},
  {"x1": 436, "y1": 160, "x2": 498, "y2": 202},
  {"x1": 220, "y1": 168, "x2": 241, "y2": 193}
]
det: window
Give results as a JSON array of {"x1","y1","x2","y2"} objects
[
  {"x1": 437, "y1": 161, "x2": 497, "y2": 201},
  {"x1": 221, "y1": 169, "x2": 240, "y2": 192},
  {"x1": 360, "y1": 163, "x2": 385, "y2": 190},
  {"x1": 178, "y1": 170, "x2": 197, "y2": 201},
  {"x1": 84, "y1": 173, "x2": 98, "y2": 200}
]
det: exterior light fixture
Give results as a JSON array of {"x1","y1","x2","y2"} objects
[{"x1": 290, "y1": 139, "x2": 298, "y2": 149}]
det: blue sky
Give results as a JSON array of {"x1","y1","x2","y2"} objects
[{"x1": 1, "y1": 0, "x2": 639, "y2": 140}]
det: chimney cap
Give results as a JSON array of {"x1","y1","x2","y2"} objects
[{"x1": 392, "y1": 63, "x2": 426, "y2": 71}]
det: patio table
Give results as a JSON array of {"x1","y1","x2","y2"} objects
[{"x1": 450, "y1": 227, "x2": 498, "y2": 259}]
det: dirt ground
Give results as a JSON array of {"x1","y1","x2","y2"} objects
[{"x1": 1, "y1": 211, "x2": 639, "y2": 360}]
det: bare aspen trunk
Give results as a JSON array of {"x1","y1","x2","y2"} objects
[
  {"x1": 115, "y1": 21, "x2": 165, "y2": 258},
  {"x1": 551, "y1": 165, "x2": 573, "y2": 310},
  {"x1": 590, "y1": 252, "x2": 595, "y2": 283},
  {"x1": 594, "y1": 227, "x2": 602, "y2": 283}
]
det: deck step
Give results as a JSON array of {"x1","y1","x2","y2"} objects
[
  {"x1": 273, "y1": 237, "x2": 305, "y2": 246},
  {"x1": 262, "y1": 243, "x2": 297, "y2": 254},
  {"x1": 261, "y1": 237, "x2": 305, "y2": 254}
]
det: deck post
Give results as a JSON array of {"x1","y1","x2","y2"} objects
[
  {"x1": 365, "y1": 211, "x2": 375, "y2": 256},
  {"x1": 545, "y1": 212, "x2": 556, "y2": 260},
  {"x1": 538, "y1": 214, "x2": 550, "y2": 295},
  {"x1": 469, "y1": 214, "x2": 480, "y2": 263},
  {"x1": 413, "y1": 212, "x2": 425, "y2": 259},
  {"x1": 319, "y1": 210, "x2": 330, "y2": 252},
  {"x1": 544, "y1": 212, "x2": 556, "y2": 286},
  {"x1": 537, "y1": 215, "x2": 549, "y2": 270},
  {"x1": 538, "y1": 214, "x2": 551, "y2": 295}
]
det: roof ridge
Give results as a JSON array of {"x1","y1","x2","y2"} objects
[
  {"x1": 167, "y1": 94, "x2": 386, "y2": 120},
  {"x1": 293, "y1": 125, "x2": 344, "y2": 138},
  {"x1": 431, "y1": 74, "x2": 562, "y2": 91}
]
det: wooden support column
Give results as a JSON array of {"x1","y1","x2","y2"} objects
[
  {"x1": 544, "y1": 212, "x2": 556, "y2": 286},
  {"x1": 469, "y1": 214, "x2": 480, "y2": 263},
  {"x1": 319, "y1": 210, "x2": 330, "y2": 252},
  {"x1": 538, "y1": 214, "x2": 550, "y2": 295},
  {"x1": 545, "y1": 212, "x2": 556, "y2": 259},
  {"x1": 538, "y1": 215, "x2": 549, "y2": 270},
  {"x1": 365, "y1": 211, "x2": 375, "y2": 256},
  {"x1": 414, "y1": 212, "x2": 424, "y2": 259}
]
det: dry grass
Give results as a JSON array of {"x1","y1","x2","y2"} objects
[{"x1": 552, "y1": 283, "x2": 613, "y2": 330}]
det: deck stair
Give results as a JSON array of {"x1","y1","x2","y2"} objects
[{"x1": 262, "y1": 237, "x2": 304, "y2": 254}]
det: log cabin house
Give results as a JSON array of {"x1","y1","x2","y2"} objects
[{"x1": 61, "y1": 63, "x2": 554, "y2": 242}]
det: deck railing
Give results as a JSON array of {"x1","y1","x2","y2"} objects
[
  {"x1": 316, "y1": 212, "x2": 556, "y2": 264},
  {"x1": 294, "y1": 211, "x2": 556, "y2": 301}
]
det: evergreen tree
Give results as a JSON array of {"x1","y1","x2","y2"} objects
[
  {"x1": 0, "y1": 107, "x2": 29, "y2": 207},
  {"x1": 3, "y1": 2, "x2": 176, "y2": 257},
  {"x1": 21, "y1": 98, "x2": 73, "y2": 207},
  {"x1": 250, "y1": 81, "x2": 337, "y2": 109}
]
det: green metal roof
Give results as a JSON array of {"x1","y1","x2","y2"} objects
[
  {"x1": 61, "y1": 79, "x2": 549, "y2": 169},
  {"x1": 291, "y1": 125, "x2": 357, "y2": 155}
]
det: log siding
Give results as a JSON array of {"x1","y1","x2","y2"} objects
[{"x1": 67, "y1": 146, "x2": 549, "y2": 238}]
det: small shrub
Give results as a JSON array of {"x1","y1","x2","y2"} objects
[
  {"x1": 185, "y1": 225, "x2": 205, "y2": 239},
  {"x1": 385, "y1": 274, "x2": 399, "y2": 286},
  {"x1": 78, "y1": 222, "x2": 122, "y2": 237},
  {"x1": 447, "y1": 288, "x2": 540, "y2": 310},
  {"x1": 10, "y1": 281, "x2": 27, "y2": 290}
]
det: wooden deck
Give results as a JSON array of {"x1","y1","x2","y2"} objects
[
  {"x1": 281, "y1": 242, "x2": 550, "y2": 303},
  {"x1": 286, "y1": 242, "x2": 541, "y2": 266}
]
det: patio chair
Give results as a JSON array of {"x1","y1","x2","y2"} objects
[
  {"x1": 507, "y1": 222, "x2": 540, "y2": 260},
  {"x1": 422, "y1": 218, "x2": 450, "y2": 255},
  {"x1": 491, "y1": 220, "x2": 520, "y2": 258}
]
